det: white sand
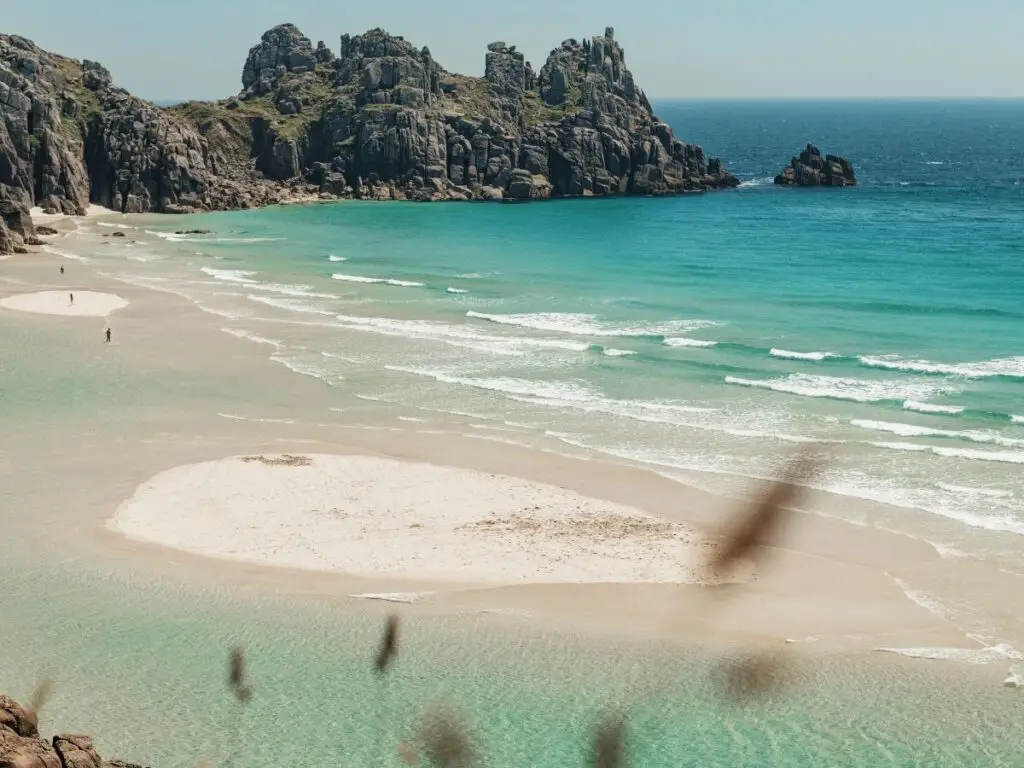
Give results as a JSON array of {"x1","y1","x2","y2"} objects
[
  {"x1": 110, "y1": 454, "x2": 707, "y2": 585},
  {"x1": 30, "y1": 204, "x2": 120, "y2": 221},
  {"x1": 0, "y1": 290, "x2": 128, "y2": 317}
]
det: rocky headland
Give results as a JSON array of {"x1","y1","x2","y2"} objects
[
  {"x1": 775, "y1": 144, "x2": 856, "y2": 187},
  {"x1": 0, "y1": 23, "x2": 741, "y2": 253},
  {"x1": 1, "y1": 694, "x2": 146, "y2": 768}
]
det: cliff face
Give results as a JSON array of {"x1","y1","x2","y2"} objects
[
  {"x1": 208, "y1": 24, "x2": 739, "y2": 201},
  {"x1": 0, "y1": 23, "x2": 738, "y2": 252}
]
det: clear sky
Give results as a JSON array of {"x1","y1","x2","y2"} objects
[{"x1": 7, "y1": 0, "x2": 1024, "y2": 101}]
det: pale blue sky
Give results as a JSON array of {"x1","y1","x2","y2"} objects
[{"x1": 8, "y1": 1, "x2": 1023, "y2": 101}]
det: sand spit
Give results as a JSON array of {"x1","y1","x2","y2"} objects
[
  {"x1": 109, "y1": 453, "x2": 708, "y2": 585},
  {"x1": 0, "y1": 290, "x2": 128, "y2": 317}
]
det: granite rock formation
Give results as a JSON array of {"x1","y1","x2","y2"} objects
[
  {"x1": 775, "y1": 144, "x2": 856, "y2": 187},
  {"x1": 0, "y1": 23, "x2": 739, "y2": 253},
  {"x1": 0, "y1": 694, "x2": 148, "y2": 768}
]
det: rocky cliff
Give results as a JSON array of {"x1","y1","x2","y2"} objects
[
  {"x1": 0, "y1": 694, "x2": 148, "y2": 767},
  {"x1": 775, "y1": 144, "x2": 856, "y2": 187},
  {"x1": 1, "y1": 23, "x2": 739, "y2": 253}
]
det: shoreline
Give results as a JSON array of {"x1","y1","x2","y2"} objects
[
  {"x1": 3, "y1": 218, "x2": 1024, "y2": 767},
  {"x1": 2, "y1": 221, "x2": 1020, "y2": 662}
]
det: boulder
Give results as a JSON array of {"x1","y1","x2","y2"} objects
[
  {"x1": 53, "y1": 735, "x2": 102, "y2": 768},
  {"x1": 775, "y1": 144, "x2": 856, "y2": 187}
]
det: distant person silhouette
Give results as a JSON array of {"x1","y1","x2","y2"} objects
[
  {"x1": 105, "y1": 327, "x2": 111, "y2": 343},
  {"x1": 69, "y1": 293, "x2": 74, "y2": 306},
  {"x1": 60, "y1": 266, "x2": 64, "y2": 275}
]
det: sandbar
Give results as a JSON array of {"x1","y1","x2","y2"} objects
[
  {"x1": 0, "y1": 290, "x2": 128, "y2": 317},
  {"x1": 109, "y1": 453, "x2": 709, "y2": 585}
]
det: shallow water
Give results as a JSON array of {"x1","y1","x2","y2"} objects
[{"x1": 3, "y1": 564, "x2": 1022, "y2": 768}]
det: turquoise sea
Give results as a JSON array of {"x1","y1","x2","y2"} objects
[
  {"x1": 9, "y1": 101, "x2": 1024, "y2": 766},
  {"x1": 125, "y1": 101, "x2": 1024, "y2": 548}
]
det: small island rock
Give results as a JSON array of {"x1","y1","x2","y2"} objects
[{"x1": 775, "y1": 144, "x2": 856, "y2": 187}]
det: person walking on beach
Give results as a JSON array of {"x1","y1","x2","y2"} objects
[
  {"x1": 60, "y1": 266, "x2": 64, "y2": 275},
  {"x1": 69, "y1": 292, "x2": 74, "y2": 306},
  {"x1": 105, "y1": 327, "x2": 111, "y2": 343}
]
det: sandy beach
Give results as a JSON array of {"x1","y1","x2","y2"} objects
[
  {"x1": 0, "y1": 289, "x2": 128, "y2": 316},
  {"x1": 111, "y1": 453, "x2": 708, "y2": 585}
]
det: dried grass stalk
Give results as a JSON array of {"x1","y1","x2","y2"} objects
[
  {"x1": 374, "y1": 614, "x2": 400, "y2": 674},
  {"x1": 716, "y1": 650, "x2": 790, "y2": 703},
  {"x1": 228, "y1": 647, "x2": 252, "y2": 703},
  {"x1": 592, "y1": 712, "x2": 627, "y2": 768},
  {"x1": 418, "y1": 706, "x2": 475, "y2": 768},
  {"x1": 29, "y1": 678, "x2": 54, "y2": 714},
  {"x1": 708, "y1": 452, "x2": 820, "y2": 575}
]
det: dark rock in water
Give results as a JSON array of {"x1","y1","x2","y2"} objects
[
  {"x1": 111, "y1": 230, "x2": 125, "y2": 237},
  {"x1": 775, "y1": 144, "x2": 856, "y2": 187},
  {"x1": 1, "y1": 694, "x2": 147, "y2": 768},
  {"x1": 174, "y1": 228, "x2": 211, "y2": 235},
  {"x1": 36, "y1": 224, "x2": 58, "y2": 235}
]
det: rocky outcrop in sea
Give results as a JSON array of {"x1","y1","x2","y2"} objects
[
  {"x1": 0, "y1": 23, "x2": 740, "y2": 253},
  {"x1": 775, "y1": 144, "x2": 856, "y2": 187},
  {"x1": 0, "y1": 693, "x2": 148, "y2": 767}
]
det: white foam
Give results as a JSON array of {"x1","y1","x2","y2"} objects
[
  {"x1": 250, "y1": 283, "x2": 336, "y2": 299},
  {"x1": 446, "y1": 287, "x2": 468, "y2": 294},
  {"x1": 937, "y1": 482, "x2": 1014, "y2": 500},
  {"x1": 664, "y1": 337, "x2": 717, "y2": 348},
  {"x1": 217, "y1": 413, "x2": 297, "y2": 425},
  {"x1": 871, "y1": 440, "x2": 1024, "y2": 466},
  {"x1": 770, "y1": 348, "x2": 835, "y2": 361},
  {"x1": 603, "y1": 348, "x2": 637, "y2": 357},
  {"x1": 466, "y1": 310, "x2": 717, "y2": 337},
  {"x1": 1004, "y1": 664, "x2": 1024, "y2": 687},
  {"x1": 350, "y1": 592, "x2": 433, "y2": 603},
  {"x1": 851, "y1": 419, "x2": 1024, "y2": 448},
  {"x1": 738, "y1": 177, "x2": 774, "y2": 188},
  {"x1": 96, "y1": 222, "x2": 135, "y2": 230},
  {"x1": 725, "y1": 373, "x2": 952, "y2": 404},
  {"x1": 332, "y1": 273, "x2": 424, "y2": 287},
  {"x1": 220, "y1": 328, "x2": 282, "y2": 348},
  {"x1": 386, "y1": 366, "x2": 596, "y2": 402},
  {"x1": 247, "y1": 295, "x2": 334, "y2": 316},
  {"x1": 859, "y1": 354, "x2": 1024, "y2": 379},
  {"x1": 903, "y1": 400, "x2": 964, "y2": 415},
  {"x1": 147, "y1": 230, "x2": 282, "y2": 244},
  {"x1": 328, "y1": 255, "x2": 347, "y2": 262},
  {"x1": 42, "y1": 245, "x2": 89, "y2": 263},
  {"x1": 332, "y1": 313, "x2": 588, "y2": 354},
  {"x1": 201, "y1": 267, "x2": 258, "y2": 284},
  {"x1": 1013, "y1": 415, "x2": 1024, "y2": 424},
  {"x1": 876, "y1": 643, "x2": 1023, "y2": 665}
]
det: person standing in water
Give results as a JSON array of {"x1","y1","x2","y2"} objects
[
  {"x1": 60, "y1": 266, "x2": 64, "y2": 275},
  {"x1": 105, "y1": 327, "x2": 111, "y2": 343},
  {"x1": 69, "y1": 293, "x2": 74, "y2": 306}
]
